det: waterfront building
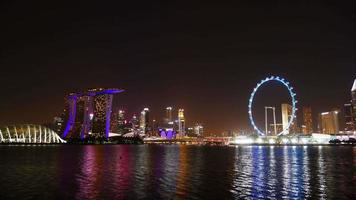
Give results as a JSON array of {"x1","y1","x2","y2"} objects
[
  {"x1": 53, "y1": 116, "x2": 64, "y2": 134},
  {"x1": 269, "y1": 123, "x2": 283, "y2": 134},
  {"x1": 166, "y1": 107, "x2": 173, "y2": 122},
  {"x1": 352, "y1": 79, "x2": 356, "y2": 112},
  {"x1": 177, "y1": 109, "x2": 185, "y2": 137},
  {"x1": 140, "y1": 108, "x2": 150, "y2": 134},
  {"x1": 302, "y1": 106, "x2": 313, "y2": 135},
  {"x1": 130, "y1": 114, "x2": 140, "y2": 131},
  {"x1": 344, "y1": 103, "x2": 354, "y2": 131},
  {"x1": 62, "y1": 88, "x2": 124, "y2": 140},
  {"x1": 281, "y1": 103, "x2": 298, "y2": 134},
  {"x1": 318, "y1": 109, "x2": 340, "y2": 134},
  {"x1": 186, "y1": 127, "x2": 195, "y2": 137},
  {"x1": 194, "y1": 123, "x2": 203, "y2": 137},
  {"x1": 0, "y1": 124, "x2": 66, "y2": 143},
  {"x1": 349, "y1": 79, "x2": 356, "y2": 131}
]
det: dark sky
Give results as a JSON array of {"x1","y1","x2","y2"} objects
[{"x1": 0, "y1": 1, "x2": 355, "y2": 133}]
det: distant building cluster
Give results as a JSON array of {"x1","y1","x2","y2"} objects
[
  {"x1": 118, "y1": 106, "x2": 204, "y2": 139},
  {"x1": 51, "y1": 79, "x2": 355, "y2": 139},
  {"x1": 238, "y1": 79, "x2": 356, "y2": 136},
  {"x1": 53, "y1": 87, "x2": 204, "y2": 141}
]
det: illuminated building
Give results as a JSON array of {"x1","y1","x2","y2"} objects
[
  {"x1": 194, "y1": 123, "x2": 203, "y2": 137},
  {"x1": 162, "y1": 107, "x2": 174, "y2": 130},
  {"x1": 186, "y1": 127, "x2": 194, "y2": 137},
  {"x1": 281, "y1": 103, "x2": 298, "y2": 134},
  {"x1": 350, "y1": 79, "x2": 356, "y2": 131},
  {"x1": 166, "y1": 107, "x2": 173, "y2": 122},
  {"x1": 151, "y1": 119, "x2": 159, "y2": 136},
  {"x1": 130, "y1": 115, "x2": 139, "y2": 130},
  {"x1": 318, "y1": 110, "x2": 340, "y2": 134},
  {"x1": 0, "y1": 124, "x2": 66, "y2": 143},
  {"x1": 302, "y1": 106, "x2": 313, "y2": 135},
  {"x1": 110, "y1": 109, "x2": 125, "y2": 133},
  {"x1": 343, "y1": 80, "x2": 356, "y2": 132},
  {"x1": 53, "y1": 116, "x2": 64, "y2": 134},
  {"x1": 269, "y1": 123, "x2": 283, "y2": 134},
  {"x1": 140, "y1": 108, "x2": 150, "y2": 134},
  {"x1": 352, "y1": 79, "x2": 356, "y2": 110},
  {"x1": 344, "y1": 103, "x2": 353, "y2": 131},
  {"x1": 177, "y1": 109, "x2": 185, "y2": 137},
  {"x1": 62, "y1": 88, "x2": 124, "y2": 140}
]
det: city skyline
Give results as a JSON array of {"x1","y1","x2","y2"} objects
[{"x1": 0, "y1": 1, "x2": 355, "y2": 133}]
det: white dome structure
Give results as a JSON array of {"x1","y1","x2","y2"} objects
[{"x1": 0, "y1": 124, "x2": 66, "y2": 144}]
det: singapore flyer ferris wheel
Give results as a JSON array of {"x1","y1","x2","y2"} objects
[{"x1": 248, "y1": 76, "x2": 297, "y2": 136}]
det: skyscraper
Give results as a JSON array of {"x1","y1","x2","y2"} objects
[
  {"x1": 344, "y1": 103, "x2": 353, "y2": 131},
  {"x1": 281, "y1": 103, "x2": 298, "y2": 134},
  {"x1": 344, "y1": 79, "x2": 356, "y2": 132},
  {"x1": 177, "y1": 109, "x2": 185, "y2": 137},
  {"x1": 163, "y1": 107, "x2": 174, "y2": 130},
  {"x1": 350, "y1": 79, "x2": 356, "y2": 131},
  {"x1": 166, "y1": 107, "x2": 173, "y2": 122},
  {"x1": 130, "y1": 114, "x2": 139, "y2": 130},
  {"x1": 318, "y1": 110, "x2": 340, "y2": 134},
  {"x1": 302, "y1": 106, "x2": 313, "y2": 135},
  {"x1": 62, "y1": 88, "x2": 124, "y2": 140},
  {"x1": 140, "y1": 108, "x2": 150, "y2": 134},
  {"x1": 194, "y1": 123, "x2": 203, "y2": 137}
]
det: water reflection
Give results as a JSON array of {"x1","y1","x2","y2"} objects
[
  {"x1": 232, "y1": 146, "x2": 327, "y2": 199},
  {"x1": 76, "y1": 146, "x2": 104, "y2": 200},
  {"x1": 0, "y1": 145, "x2": 354, "y2": 199}
]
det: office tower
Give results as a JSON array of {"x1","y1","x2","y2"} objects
[
  {"x1": 53, "y1": 116, "x2": 64, "y2": 134},
  {"x1": 151, "y1": 119, "x2": 159, "y2": 136},
  {"x1": 344, "y1": 103, "x2": 353, "y2": 131},
  {"x1": 194, "y1": 123, "x2": 203, "y2": 137},
  {"x1": 62, "y1": 88, "x2": 124, "y2": 140},
  {"x1": 166, "y1": 107, "x2": 173, "y2": 122},
  {"x1": 140, "y1": 108, "x2": 150, "y2": 134},
  {"x1": 302, "y1": 106, "x2": 313, "y2": 135},
  {"x1": 352, "y1": 79, "x2": 356, "y2": 111},
  {"x1": 130, "y1": 115, "x2": 139, "y2": 130},
  {"x1": 318, "y1": 110, "x2": 340, "y2": 134},
  {"x1": 281, "y1": 103, "x2": 298, "y2": 134},
  {"x1": 350, "y1": 79, "x2": 356, "y2": 131},
  {"x1": 163, "y1": 107, "x2": 174, "y2": 130},
  {"x1": 177, "y1": 109, "x2": 185, "y2": 137}
]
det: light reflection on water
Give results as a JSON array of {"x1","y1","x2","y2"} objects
[{"x1": 0, "y1": 145, "x2": 355, "y2": 199}]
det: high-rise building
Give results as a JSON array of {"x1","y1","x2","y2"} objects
[
  {"x1": 111, "y1": 109, "x2": 126, "y2": 134},
  {"x1": 343, "y1": 79, "x2": 356, "y2": 132},
  {"x1": 318, "y1": 110, "x2": 340, "y2": 134},
  {"x1": 352, "y1": 79, "x2": 356, "y2": 110},
  {"x1": 140, "y1": 108, "x2": 150, "y2": 134},
  {"x1": 53, "y1": 116, "x2": 64, "y2": 134},
  {"x1": 302, "y1": 106, "x2": 313, "y2": 135},
  {"x1": 166, "y1": 107, "x2": 173, "y2": 122},
  {"x1": 281, "y1": 103, "x2": 298, "y2": 134},
  {"x1": 350, "y1": 79, "x2": 356, "y2": 131},
  {"x1": 151, "y1": 119, "x2": 159, "y2": 136},
  {"x1": 194, "y1": 123, "x2": 203, "y2": 137},
  {"x1": 62, "y1": 88, "x2": 124, "y2": 140},
  {"x1": 344, "y1": 103, "x2": 353, "y2": 131},
  {"x1": 163, "y1": 107, "x2": 174, "y2": 130},
  {"x1": 177, "y1": 109, "x2": 185, "y2": 137},
  {"x1": 130, "y1": 114, "x2": 139, "y2": 130}
]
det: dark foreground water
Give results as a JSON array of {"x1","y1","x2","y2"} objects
[{"x1": 0, "y1": 145, "x2": 355, "y2": 200}]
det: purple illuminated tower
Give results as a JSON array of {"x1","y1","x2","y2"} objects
[{"x1": 62, "y1": 88, "x2": 124, "y2": 140}]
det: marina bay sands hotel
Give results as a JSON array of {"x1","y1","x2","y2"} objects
[{"x1": 62, "y1": 88, "x2": 124, "y2": 140}]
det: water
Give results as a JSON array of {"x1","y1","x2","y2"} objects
[{"x1": 0, "y1": 145, "x2": 355, "y2": 199}]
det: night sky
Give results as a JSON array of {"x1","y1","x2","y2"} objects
[{"x1": 0, "y1": 1, "x2": 355, "y2": 133}]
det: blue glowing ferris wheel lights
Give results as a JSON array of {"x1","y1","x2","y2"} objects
[{"x1": 248, "y1": 76, "x2": 297, "y2": 136}]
